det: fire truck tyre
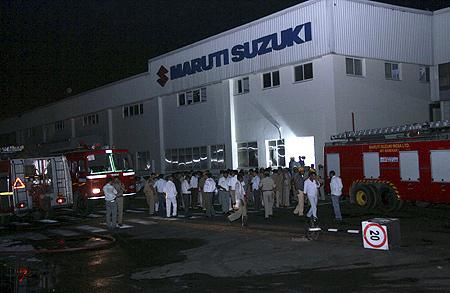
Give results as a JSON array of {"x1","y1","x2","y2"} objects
[
  {"x1": 352, "y1": 184, "x2": 374, "y2": 209},
  {"x1": 377, "y1": 185, "x2": 400, "y2": 213},
  {"x1": 367, "y1": 184, "x2": 379, "y2": 209}
]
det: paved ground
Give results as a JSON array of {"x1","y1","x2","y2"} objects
[{"x1": 1, "y1": 195, "x2": 449, "y2": 292}]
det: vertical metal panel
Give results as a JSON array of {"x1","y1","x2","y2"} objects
[
  {"x1": 433, "y1": 9, "x2": 450, "y2": 65},
  {"x1": 333, "y1": 0, "x2": 432, "y2": 65},
  {"x1": 149, "y1": 0, "x2": 331, "y2": 97}
]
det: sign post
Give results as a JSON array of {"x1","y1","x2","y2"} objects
[{"x1": 362, "y1": 218, "x2": 400, "y2": 250}]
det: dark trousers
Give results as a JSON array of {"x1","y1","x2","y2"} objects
[
  {"x1": 253, "y1": 190, "x2": 262, "y2": 210},
  {"x1": 158, "y1": 192, "x2": 166, "y2": 217},
  {"x1": 191, "y1": 189, "x2": 198, "y2": 208},
  {"x1": 182, "y1": 193, "x2": 191, "y2": 217},
  {"x1": 204, "y1": 192, "x2": 215, "y2": 218}
]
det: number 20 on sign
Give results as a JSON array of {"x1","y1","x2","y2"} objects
[{"x1": 362, "y1": 222, "x2": 389, "y2": 250}]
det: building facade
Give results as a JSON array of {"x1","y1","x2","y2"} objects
[{"x1": 1, "y1": 0, "x2": 449, "y2": 174}]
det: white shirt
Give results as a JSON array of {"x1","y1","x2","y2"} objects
[
  {"x1": 304, "y1": 178, "x2": 320, "y2": 197},
  {"x1": 251, "y1": 175, "x2": 260, "y2": 190},
  {"x1": 189, "y1": 176, "x2": 198, "y2": 188},
  {"x1": 203, "y1": 178, "x2": 217, "y2": 193},
  {"x1": 153, "y1": 178, "x2": 167, "y2": 193},
  {"x1": 163, "y1": 180, "x2": 177, "y2": 198},
  {"x1": 103, "y1": 183, "x2": 117, "y2": 202},
  {"x1": 181, "y1": 179, "x2": 191, "y2": 194},
  {"x1": 330, "y1": 175, "x2": 343, "y2": 196},
  {"x1": 218, "y1": 176, "x2": 229, "y2": 191},
  {"x1": 229, "y1": 175, "x2": 238, "y2": 191},
  {"x1": 235, "y1": 181, "x2": 246, "y2": 204}
]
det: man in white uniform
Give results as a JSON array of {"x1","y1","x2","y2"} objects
[
  {"x1": 163, "y1": 175, "x2": 178, "y2": 218},
  {"x1": 203, "y1": 173, "x2": 217, "y2": 218},
  {"x1": 181, "y1": 174, "x2": 191, "y2": 217},
  {"x1": 189, "y1": 173, "x2": 199, "y2": 208},
  {"x1": 228, "y1": 174, "x2": 248, "y2": 226},
  {"x1": 304, "y1": 171, "x2": 320, "y2": 221},
  {"x1": 218, "y1": 171, "x2": 230, "y2": 213},
  {"x1": 103, "y1": 178, "x2": 118, "y2": 229},
  {"x1": 251, "y1": 170, "x2": 261, "y2": 210},
  {"x1": 153, "y1": 174, "x2": 167, "y2": 217}
]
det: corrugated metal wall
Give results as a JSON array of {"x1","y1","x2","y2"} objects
[
  {"x1": 149, "y1": 0, "x2": 331, "y2": 97},
  {"x1": 333, "y1": 0, "x2": 432, "y2": 65},
  {"x1": 433, "y1": 8, "x2": 450, "y2": 65}
]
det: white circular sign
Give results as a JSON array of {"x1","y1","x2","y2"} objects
[{"x1": 363, "y1": 223, "x2": 387, "y2": 249}]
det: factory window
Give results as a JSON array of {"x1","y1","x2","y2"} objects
[
  {"x1": 294, "y1": 63, "x2": 313, "y2": 82},
  {"x1": 345, "y1": 58, "x2": 363, "y2": 76},
  {"x1": 419, "y1": 66, "x2": 430, "y2": 83},
  {"x1": 178, "y1": 87, "x2": 207, "y2": 107},
  {"x1": 238, "y1": 142, "x2": 258, "y2": 168},
  {"x1": 262, "y1": 70, "x2": 280, "y2": 88},
  {"x1": 234, "y1": 77, "x2": 250, "y2": 95},
  {"x1": 385, "y1": 62, "x2": 401, "y2": 80},
  {"x1": 123, "y1": 103, "x2": 143, "y2": 118},
  {"x1": 137, "y1": 151, "x2": 151, "y2": 171},
  {"x1": 83, "y1": 114, "x2": 99, "y2": 126},
  {"x1": 165, "y1": 145, "x2": 209, "y2": 171},
  {"x1": 267, "y1": 139, "x2": 285, "y2": 167},
  {"x1": 211, "y1": 144, "x2": 226, "y2": 170},
  {"x1": 439, "y1": 62, "x2": 450, "y2": 91},
  {"x1": 54, "y1": 120, "x2": 65, "y2": 132}
]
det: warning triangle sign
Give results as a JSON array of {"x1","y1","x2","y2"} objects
[{"x1": 13, "y1": 177, "x2": 26, "y2": 189}]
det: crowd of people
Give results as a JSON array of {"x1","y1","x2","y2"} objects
[{"x1": 102, "y1": 156, "x2": 343, "y2": 229}]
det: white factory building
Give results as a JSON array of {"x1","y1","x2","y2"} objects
[{"x1": 1, "y1": 0, "x2": 449, "y2": 174}]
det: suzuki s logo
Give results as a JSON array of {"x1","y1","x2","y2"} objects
[{"x1": 157, "y1": 66, "x2": 169, "y2": 87}]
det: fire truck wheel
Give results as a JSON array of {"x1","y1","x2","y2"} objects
[
  {"x1": 377, "y1": 185, "x2": 401, "y2": 213},
  {"x1": 367, "y1": 184, "x2": 379, "y2": 209},
  {"x1": 352, "y1": 183, "x2": 374, "y2": 209}
]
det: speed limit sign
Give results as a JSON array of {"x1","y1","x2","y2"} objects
[{"x1": 362, "y1": 221, "x2": 389, "y2": 250}]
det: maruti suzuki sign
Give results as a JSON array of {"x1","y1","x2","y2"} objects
[{"x1": 157, "y1": 22, "x2": 312, "y2": 87}]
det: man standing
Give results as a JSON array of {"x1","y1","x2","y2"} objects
[
  {"x1": 163, "y1": 175, "x2": 177, "y2": 218},
  {"x1": 153, "y1": 174, "x2": 167, "y2": 217},
  {"x1": 198, "y1": 171, "x2": 207, "y2": 209},
  {"x1": 181, "y1": 174, "x2": 191, "y2": 217},
  {"x1": 203, "y1": 173, "x2": 217, "y2": 218},
  {"x1": 113, "y1": 177, "x2": 126, "y2": 227},
  {"x1": 144, "y1": 174, "x2": 157, "y2": 215},
  {"x1": 282, "y1": 168, "x2": 291, "y2": 207},
  {"x1": 329, "y1": 170, "x2": 343, "y2": 221},
  {"x1": 251, "y1": 170, "x2": 261, "y2": 210},
  {"x1": 259, "y1": 171, "x2": 276, "y2": 220},
  {"x1": 189, "y1": 172, "x2": 199, "y2": 209},
  {"x1": 292, "y1": 167, "x2": 305, "y2": 216},
  {"x1": 218, "y1": 171, "x2": 230, "y2": 214},
  {"x1": 228, "y1": 174, "x2": 248, "y2": 226},
  {"x1": 103, "y1": 178, "x2": 118, "y2": 230},
  {"x1": 304, "y1": 171, "x2": 320, "y2": 221},
  {"x1": 272, "y1": 168, "x2": 284, "y2": 208},
  {"x1": 228, "y1": 170, "x2": 238, "y2": 209}
]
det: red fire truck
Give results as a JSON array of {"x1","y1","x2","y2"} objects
[
  {"x1": 324, "y1": 120, "x2": 450, "y2": 212},
  {"x1": 64, "y1": 148, "x2": 136, "y2": 213},
  {"x1": 0, "y1": 154, "x2": 73, "y2": 220}
]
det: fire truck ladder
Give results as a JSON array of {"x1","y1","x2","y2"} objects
[
  {"x1": 53, "y1": 157, "x2": 72, "y2": 204},
  {"x1": 331, "y1": 120, "x2": 450, "y2": 141},
  {"x1": 11, "y1": 159, "x2": 32, "y2": 211}
]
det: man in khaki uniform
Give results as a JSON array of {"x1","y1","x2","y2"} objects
[
  {"x1": 144, "y1": 174, "x2": 157, "y2": 215},
  {"x1": 260, "y1": 171, "x2": 276, "y2": 219},
  {"x1": 113, "y1": 177, "x2": 126, "y2": 226},
  {"x1": 272, "y1": 168, "x2": 284, "y2": 208}
]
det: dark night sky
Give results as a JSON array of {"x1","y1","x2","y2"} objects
[{"x1": 1, "y1": 0, "x2": 449, "y2": 121}]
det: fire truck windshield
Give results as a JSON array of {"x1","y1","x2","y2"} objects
[{"x1": 87, "y1": 152, "x2": 133, "y2": 174}]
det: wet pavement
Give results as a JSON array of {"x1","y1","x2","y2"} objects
[{"x1": 1, "y1": 195, "x2": 450, "y2": 292}]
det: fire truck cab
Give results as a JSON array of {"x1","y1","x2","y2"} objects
[
  {"x1": 324, "y1": 121, "x2": 450, "y2": 213},
  {"x1": 65, "y1": 148, "x2": 136, "y2": 211},
  {"x1": 0, "y1": 155, "x2": 73, "y2": 220}
]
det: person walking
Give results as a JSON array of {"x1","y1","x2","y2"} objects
[
  {"x1": 144, "y1": 174, "x2": 157, "y2": 215},
  {"x1": 103, "y1": 178, "x2": 118, "y2": 230},
  {"x1": 260, "y1": 171, "x2": 276, "y2": 220},
  {"x1": 329, "y1": 170, "x2": 343, "y2": 221},
  {"x1": 203, "y1": 173, "x2": 217, "y2": 218},
  {"x1": 292, "y1": 167, "x2": 305, "y2": 216},
  {"x1": 113, "y1": 177, "x2": 126, "y2": 227},
  {"x1": 181, "y1": 174, "x2": 191, "y2": 217},
  {"x1": 163, "y1": 175, "x2": 178, "y2": 218},
  {"x1": 251, "y1": 170, "x2": 262, "y2": 210},
  {"x1": 153, "y1": 174, "x2": 167, "y2": 217},
  {"x1": 227, "y1": 174, "x2": 248, "y2": 226},
  {"x1": 304, "y1": 171, "x2": 320, "y2": 221},
  {"x1": 218, "y1": 171, "x2": 231, "y2": 214},
  {"x1": 272, "y1": 168, "x2": 284, "y2": 208}
]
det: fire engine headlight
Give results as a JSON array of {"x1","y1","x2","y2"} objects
[
  {"x1": 56, "y1": 197, "x2": 66, "y2": 204},
  {"x1": 92, "y1": 188, "x2": 101, "y2": 195},
  {"x1": 17, "y1": 202, "x2": 26, "y2": 209}
]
